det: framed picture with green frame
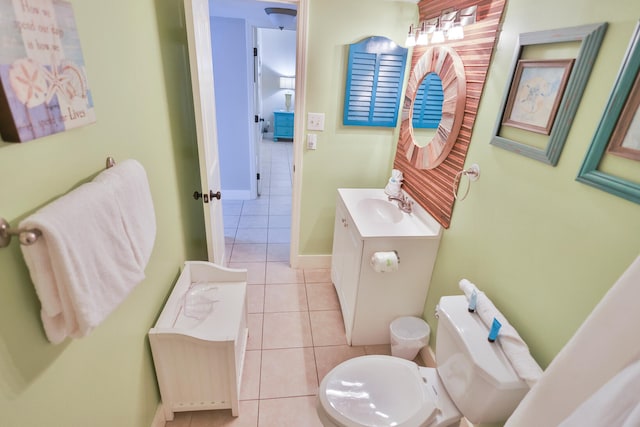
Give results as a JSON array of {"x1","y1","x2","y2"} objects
[{"x1": 577, "y1": 21, "x2": 640, "y2": 205}]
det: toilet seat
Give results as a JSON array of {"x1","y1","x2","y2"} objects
[{"x1": 318, "y1": 355, "x2": 439, "y2": 427}]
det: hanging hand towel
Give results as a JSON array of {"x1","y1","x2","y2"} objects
[
  {"x1": 20, "y1": 177, "x2": 149, "y2": 343},
  {"x1": 93, "y1": 159, "x2": 156, "y2": 269}
]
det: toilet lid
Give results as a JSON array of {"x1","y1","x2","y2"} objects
[{"x1": 319, "y1": 355, "x2": 438, "y2": 427}]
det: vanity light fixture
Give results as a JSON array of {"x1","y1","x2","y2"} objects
[
  {"x1": 416, "y1": 19, "x2": 437, "y2": 46},
  {"x1": 431, "y1": 29, "x2": 446, "y2": 44},
  {"x1": 416, "y1": 23, "x2": 429, "y2": 45},
  {"x1": 447, "y1": 24, "x2": 464, "y2": 41},
  {"x1": 405, "y1": 25, "x2": 417, "y2": 47},
  {"x1": 405, "y1": 5, "x2": 477, "y2": 47}
]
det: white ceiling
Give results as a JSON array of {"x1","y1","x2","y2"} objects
[
  {"x1": 208, "y1": 0, "x2": 418, "y2": 30},
  {"x1": 209, "y1": 0, "x2": 298, "y2": 30}
]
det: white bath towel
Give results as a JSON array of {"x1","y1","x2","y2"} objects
[
  {"x1": 93, "y1": 159, "x2": 156, "y2": 268},
  {"x1": 20, "y1": 161, "x2": 155, "y2": 344},
  {"x1": 558, "y1": 358, "x2": 640, "y2": 427},
  {"x1": 459, "y1": 279, "x2": 543, "y2": 387}
]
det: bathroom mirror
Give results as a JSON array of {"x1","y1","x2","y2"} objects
[
  {"x1": 411, "y1": 72, "x2": 443, "y2": 147},
  {"x1": 398, "y1": 46, "x2": 466, "y2": 169}
]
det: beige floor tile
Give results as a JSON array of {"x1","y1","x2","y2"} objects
[
  {"x1": 260, "y1": 348, "x2": 318, "y2": 399},
  {"x1": 268, "y1": 215, "x2": 290, "y2": 228},
  {"x1": 303, "y1": 268, "x2": 331, "y2": 283},
  {"x1": 314, "y1": 345, "x2": 367, "y2": 382},
  {"x1": 236, "y1": 228, "x2": 269, "y2": 244},
  {"x1": 247, "y1": 313, "x2": 263, "y2": 351},
  {"x1": 240, "y1": 350, "x2": 261, "y2": 401},
  {"x1": 258, "y1": 396, "x2": 323, "y2": 427},
  {"x1": 228, "y1": 262, "x2": 266, "y2": 284},
  {"x1": 246, "y1": 285, "x2": 264, "y2": 314},
  {"x1": 264, "y1": 284, "x2": 308, "y2": 312},
  {"x1": 165, "y1": 411, "x2": 191, "y2": 427},
  {"x1": 265, "y1": 261, "x2": 304, "y2": 284},
  {"x1": 364, "y1": 344, "x2": 392, "y2": 355},
  {"x1": 187, "y1": 400, "x2": 259, "y2": 427},
  {"x1": 309, "y1": 310, "x2": 347, "y2": 346},
  {"x1": 266, "y1": 243, "x2": 289, "y2": 262},
  {"x1": 305, "y1": 282, "x2": 340, "y2": 311},
  {"x1": 267, "y1": 227, "x2": 290, "y2": 244},
  {"x1": 262, "y1": 311, "x2": 312, "y2": 349},
  {"x1": 231, "y1": 244, "x2": 267, "y2": 263}
]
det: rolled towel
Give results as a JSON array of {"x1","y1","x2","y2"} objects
[
  {"x1": 459, "y1": 279, "x2": 543, "y2": 387},
  {"x1": 384, "y1": 169, "x2": 404, "y2": 197}
]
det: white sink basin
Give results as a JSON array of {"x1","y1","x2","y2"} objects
[
  {"x1": 338, "y1": 188, "x2": 441, "y2": 238},
  {"x1": 356, "y1": 198, "x2": 404, "y2": 224}
]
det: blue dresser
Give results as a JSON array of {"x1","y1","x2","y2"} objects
[{"x1": 273, "y1": 111, "x2": 294, "y2": 141}]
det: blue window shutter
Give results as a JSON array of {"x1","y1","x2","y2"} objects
[
  {"x1": 343, "y1": 37, "x2": 408, "y2": 127},
  {"x1": 412, "y1": 72, "x2": 443, "y2": 129}
]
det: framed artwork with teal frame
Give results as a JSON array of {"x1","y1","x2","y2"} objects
[
  {"x1": 490, "y1": 23, "x2": 607, "y2": 165},
  {"x1": 577, "y1": 21, "x2": 640, "y2": 205}
]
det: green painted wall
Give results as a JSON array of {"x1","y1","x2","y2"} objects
[
  {"x1": 1, "y1": 0, "x2": 639, "y2": 425},
  {"x1": 0, "y1": 0, "x2": 206, "y2": 425},
  {"x1": 301, "y1": 0, "x2": 640, "y2": 374},
  {"x1": 299, "y1": 0, "x2": 418, "y2": 254},
  {"x1": 423, "y1": 0, "x2": 640, "y2": 371}
]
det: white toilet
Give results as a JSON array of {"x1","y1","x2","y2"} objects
[{"x1": 317, "y1": 295, "x2": 530, "y2": 427}]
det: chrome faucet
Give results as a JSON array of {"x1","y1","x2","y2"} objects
[{"x1": 388, "y1": 193, "x2": 413, "y2": 213}]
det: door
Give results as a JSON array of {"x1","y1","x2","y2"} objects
[{"x1": 183, "y1": 0, "x2": 225, "y2": 264}]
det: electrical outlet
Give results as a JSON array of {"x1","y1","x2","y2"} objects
[{"x1": 307, "y1": 112, "x2": 325, "y2": 131}]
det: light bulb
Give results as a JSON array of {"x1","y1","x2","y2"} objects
[
  {"x1": 431, "y1": 30, "x2": 445, "y2": 44},
  {"x1": 416, "y1": 31, "x2": 429, "y2": 45},
  {"x1": 448, "y1": 24, "x2": 464, "y2": 40},
  {"x1": 405, "y1": 25, "x2": 416, "y2": 47}
]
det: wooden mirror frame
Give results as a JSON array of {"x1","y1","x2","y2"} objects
[{"x1": 398, "y1": 46, "x2": 466, "y2": 170}]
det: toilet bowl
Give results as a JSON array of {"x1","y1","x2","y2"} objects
[
  {"x1": 317, "y1": 355, "x2": 460, "y2": 427},
  {"x1": 317, "y1": 296, "x2": 530, "y2": 427}
]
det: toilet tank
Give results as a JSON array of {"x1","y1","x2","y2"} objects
[{"x1": 435, "y1": 295, "x2": 529, "y2": 425}]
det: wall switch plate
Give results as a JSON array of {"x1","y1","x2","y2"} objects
[
  {"x1": 307, "y1": 112, "x2": 325, "y2": 131},
  {"x1": 307, "y1": 133, "x2": 317, "y2": 150}
]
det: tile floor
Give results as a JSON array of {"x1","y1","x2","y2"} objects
[{"x1": 164, "y1": 138, "x2": 421, "y2": 427}]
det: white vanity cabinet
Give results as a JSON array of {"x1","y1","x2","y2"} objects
[
  {"x1": 149, "y1": 261, "x2": 248, "y2": 421},
  {"x1": 331, "y1": 189, "x2": 442, "y2": 346}
]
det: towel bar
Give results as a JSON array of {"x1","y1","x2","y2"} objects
[{"x1": 0, "y1": 157, "x2": 117, "y2": 248}]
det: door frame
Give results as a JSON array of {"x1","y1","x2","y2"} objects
[{"x1": 289, "y1": 0, "x2": 307, "y2": 268}]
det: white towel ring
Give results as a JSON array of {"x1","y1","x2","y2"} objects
[{"x1": 452, "y1": 163, "x2": 480, "y2": 201}]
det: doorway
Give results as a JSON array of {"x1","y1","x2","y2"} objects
[{"x1": 208, "y1": 0, "x2": 303, "y2": 267}]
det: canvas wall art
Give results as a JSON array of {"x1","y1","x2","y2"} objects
[{"x1": 0, "y1": 0, "x2": 95, "y2": 142}]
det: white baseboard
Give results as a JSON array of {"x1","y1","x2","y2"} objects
[
  {"x1": 291, "y1": 254, "x2": 331, "y2": 269},
  {"x1": 150, "y1": 404, "x2": 165, "y2": 427}
]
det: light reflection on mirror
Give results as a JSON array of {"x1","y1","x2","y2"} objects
[{"x1": 411, "y1": 72, "x2": 443, "y2": 148}]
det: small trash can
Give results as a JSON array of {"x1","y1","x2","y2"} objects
[{"x1": 390, "y1": 316, "x2": 430, "y2": 360}]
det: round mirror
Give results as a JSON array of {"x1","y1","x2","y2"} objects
[
  {"x1": 398, "y1": 46, "x2": 466, "y2": 170},
  {"x1": 411, "y1": 72, "x2": 443, "y2": 148}
]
